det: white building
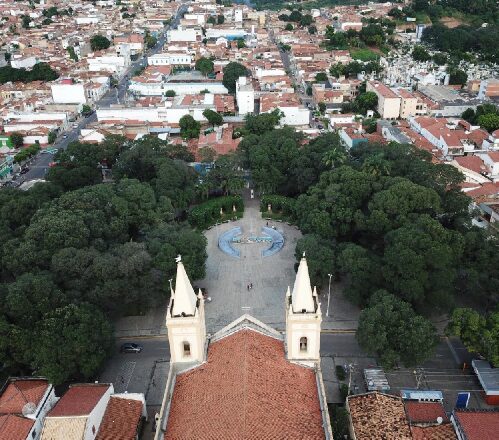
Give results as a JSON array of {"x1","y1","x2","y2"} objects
[
  {"x1": 87, "y1": 54, "x2": 130, "y2": 75},
  {"x1": 235, "y1": 77, "x2": 254, "y2": 115},
  {"x1": 10, "y1": 56, "x2": 37, "y2": 69},
  {"x1": 148, "y1": 53, "x2": 193, "y2": 66},
  {"x1": 51, "y1": 82, "x2": 87, "y2": 105},
  {"x1": 205, "y1": 29, "x2": 247, "y2": 40},
  {"x1": 129, "y1": 80, "x2": 227, "y2": 96},
  {"x1": 166, "y1": 257, "x2": 206, "y2": 364},
  {"x1": 167, "y1": 27, "x2": 201, "y2": 43},
  {"x1": 234, "y1": 9, "x2": 243, "y2": 22},
  {"x1": 285, "y1": 255, "x2": 322, "y2": 365},
  {"x1": 41, "y1": 384, "x2": 113, "y2": 440},
  {"x1": 0, "y1": 378, "x2": 58, "y2": 440}
]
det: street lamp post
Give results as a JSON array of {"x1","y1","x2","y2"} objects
[{"x1": 326, "y1": 273, "x2": 333, "y2": 318}]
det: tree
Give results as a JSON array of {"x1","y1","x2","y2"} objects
[
  {"x1": 315, "y1": 72, "x2": 328, "y2": 82},
  {"x1": 354, "y1": 91, "x2": 378, "y2": 115},
  {"x1": 432, "y1": 52, "x2": 448, "y2": 65},
  {"x1": 478, "y1": 113, "x2": 499, "y2": 133},
  {"x1": 32, "y1": 303, "x2": 113, "y2": 384},
  {"x1": 179, "y1": 115, "x2": 201, "y2": 139},
  {"x1": 67, "y1": 46, "x2": 78, "y2": 61},
  {"x1": 461, "y1": 108, "x2": 476, "y2": 123},
  {"x1": 203, "y1": 109, "x2": 223, "y2": 126},
  {"x1": 295, "y1": 234, "x2": 335, "y2": 288},
  {"x1": 217, "y1": 14, "x2": 225, "y2": 24},
  {"x1": 204, "y1": 153, "x2": 244, "y2": 196},
  {"x1": 199, "y1": 147, "x2": 217, "y2": 163},
  {"x1": 195, "y1": 57, "x2": 214, "y2": 76},
  {"x1": 90, "y1": 35, "x2": 111, "y2": 52},
  {"x1": 449, "y1": 69, "x2": 468, "y2": 87},
  {"x1": 164, "y1": 90, "x2": 176, "y2": 97},
  {"x1": 289, "y1": 10, "x2": 302, "y2": 23},
  {"x1": 308, "y1": 25, "x2": 317, "y2": 34},
  {"x1": 237, "y1": 39, "x2": 246, "y2": 49},
  {"x1": 10, "y1": 132, "x2": 24, "y2": 148},
  {"x1": 81, "y1": 104, "x2": 92, "y2": 116},
  {"x1": 285, "y1": 23, "x2": 293, "y2": 31},
  {"x1": 48, "y1": 131, "x2": 57, "y2": 144},
  {"x1": 222, "y1": 62, "x2": 249, "y2": 93},
  {"x1": 244, "y1": 109, "x2": 283, "y2": 135},
  {"x1": 318, "y1": 102, "x2": 326, "y2": 114},
  {"x1": 447, "y1": 308, "x2": 499, "y2": 367},
  {"x1": 412, "y1": 45, "x2": 431, "y2": 62},
  {"x1": 356, "y1": 291, "x2": 438, "y2": 369},
  {"x1": 21, "y1": 15, "x2": 32, "y2": 29},
  {"x1": 300, "y1": 14, "x2": 313, "y2": 27},
  {"x1": 322, "y1": 146, "x2": 346, "y2": 169}
]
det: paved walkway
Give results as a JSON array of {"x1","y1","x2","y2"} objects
[{"x1": 200, "y1": 191, "x2": 301, "y2": 333}]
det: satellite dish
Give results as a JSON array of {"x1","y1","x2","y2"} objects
[
  {"x1": 22, "y1": 402, "x2": 37, "y2": 417},
  {"x1": 436, "y1": 416, "x2": 443, "y2": 425}
]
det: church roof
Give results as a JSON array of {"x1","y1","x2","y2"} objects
[
  {"x1": 164, "y1": 328, "x2": 325, "y2": 439},
  {"x1": 291, "y1": 256, "x2": 315, "y2": 313},
  {"x1": 171, "y1": 260, "x2": 197, "y2": 316}
]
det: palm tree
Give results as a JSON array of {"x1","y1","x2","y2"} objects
[
  {"x1": 361, "y1": 154, "x2": 391, "y2": 177},
  {"x1": 322, "y1": 146, "x2": 347, "y2": 169}
]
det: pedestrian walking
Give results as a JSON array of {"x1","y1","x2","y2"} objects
[
  {"x1": 247, "y1": 284, "x2": 250, "y2": 291},
  {"x1": 249, "y1": 282, "x2": 253, "y2": 290},
  {"x1": 266, "y1": 221, "x2": 269, "y2": 226}
]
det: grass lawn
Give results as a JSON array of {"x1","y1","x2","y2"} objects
[{"x1": 350, "y1": 48, "x2": 379, "y2": 62}]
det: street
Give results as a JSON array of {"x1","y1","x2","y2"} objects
[{"x1": 20, "y1": 3, "x2": 187, "y2": 184}]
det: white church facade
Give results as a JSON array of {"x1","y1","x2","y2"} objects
[{"x1": 155, "y1": 256, "x2": 332, "y2": 439}]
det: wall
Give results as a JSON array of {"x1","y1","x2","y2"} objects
[{"x1": 84, "y1": 385, "x2": 113, "y2": 440}]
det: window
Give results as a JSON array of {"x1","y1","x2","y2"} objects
[
  {"x1": 299, "y1": 337, "x2": 308, "y2": 352},
  {"x1": 183, "y1": 341, "x2": 191, "y2": 357}
]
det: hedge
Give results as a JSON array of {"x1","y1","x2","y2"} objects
[{"x1": 189, "y1": 195, "x2": 244, "y2": 229}]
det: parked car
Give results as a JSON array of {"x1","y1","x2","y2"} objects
[
  {"x1": 120, "y1": 343, "x2": 142, "y2": 353},
  {"x1": 317, "y1": 124, "x2": 324, "y2": 130},
  {"x1": 63, "y1": 134, "x2": 68, "y2": 139},
  {"x1": 20, "y1": 167, "x2": 29, "y2": 174}
]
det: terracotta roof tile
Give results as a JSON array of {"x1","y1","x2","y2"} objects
[
  {"x1": 49, "y1": 384, "x2": 110, "y2": 417},
  {"x1": 405, "y1": 402, "x2": 448, "y2": 424},
  {"x1": 411, "y1": 424, "x2": 457, "y2": 440},
  {"x1": 348, "y1": 392, "x2": 412, "y2": 440},
  {"x1": 454, "y1": 410, "x2": 499, "y2": 440},
  {"x1": 165, "y1": 329, "x2": 324, "y2": 439},
  {"x1": 0, "y1": 414, "x2": 34, "y2": 440},
  {"x1": 95, "y1": 396, "x2": 143, "y2": 440},
  {"x1": 0, "y1": 380, "x2": 49, "y2": 414}
]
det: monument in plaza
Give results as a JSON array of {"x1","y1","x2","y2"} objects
[{"x1": 158, "y1": 255, "x2": 331, "y2": 439}]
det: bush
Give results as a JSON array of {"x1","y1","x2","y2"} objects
[
  {"x1": 189, "y1": 195, "x2": 244, "y2": 229},
  {"x1": 336, "y1": 365, "x2": 346, "y2": 381},
  {"x1": 260, "y1": 195, "x2": 296, "y2": 220},
  {"x1": 339, "y1": 383, "x2": 350, "y2": 402}
]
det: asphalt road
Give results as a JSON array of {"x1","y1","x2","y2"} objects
[{"x1": 20, "y1": 3, "x2": 187, "y2": 184}]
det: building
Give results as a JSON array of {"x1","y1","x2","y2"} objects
[
  {"x1": 51, "y1": 79, "x2": 87, "y2": 105},
  {"x1": 347, "y1": 392, "x2": 412, "y2": 439},
  {"x1": 147, "y1": 53, "x2": 193, "y2": 66},
  {"x1": 95, "y1": 394, "x2": 146, "y2": 440},
  {"x1": 0, "y1": 378, "x2": 57, "y2": 440},
  {"x1": 40, "y1": 383, "x2": 113, "y2": 440},
  {"x1": 367, "y1": 81, "x2": 401, "y2": 120},
  {"x1": 471, "y1": 360, "x2": 499, "y2": 405},
  {"x1": 155, "y1": 256, "x2": 332, "y2": 439},
  {"x1": 451, "y1": 409, "x2": 499, "y2": 440},
  {"x1": 235, "y1": 76, "x2": 254, "y2": 115}
]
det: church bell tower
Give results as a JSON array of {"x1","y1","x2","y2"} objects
[
  {"x1": 166, "y1": 256, "x2": 206, "y2": 364},
  {"x1": 285, "y1": 254, "x2": 322, "y2": 364}
]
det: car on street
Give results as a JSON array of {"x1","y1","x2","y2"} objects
[
  {"x1": 20, "y1": 167, "x2": 30, "y2": 174},
  {"x1": 63, "y1": 134, "x2": 68, "y2": 139},
  {"x1": 317, "y1": 124, "x2": 324, "y2": 130},
  {"x1": 120, "y1": 342, "x2": 142, "y2": 353}
]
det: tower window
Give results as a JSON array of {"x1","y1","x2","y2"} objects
[
  {"x1": 300, "y1": 337, "x2": 308, "y2": 352},
  {"x1": 183, "y1": 342, "x2": 191, "y2": 357}
]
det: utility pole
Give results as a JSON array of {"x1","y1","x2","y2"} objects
[
  {"x1": 414, "y1": 368, "x2": 424, "y2": 389},
  {"x1": 326, "y1": 273, "x2": 333, "y2": 317},
  {"x1": 347, "y1": 363, "x2": 355, "y2": 396}
]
